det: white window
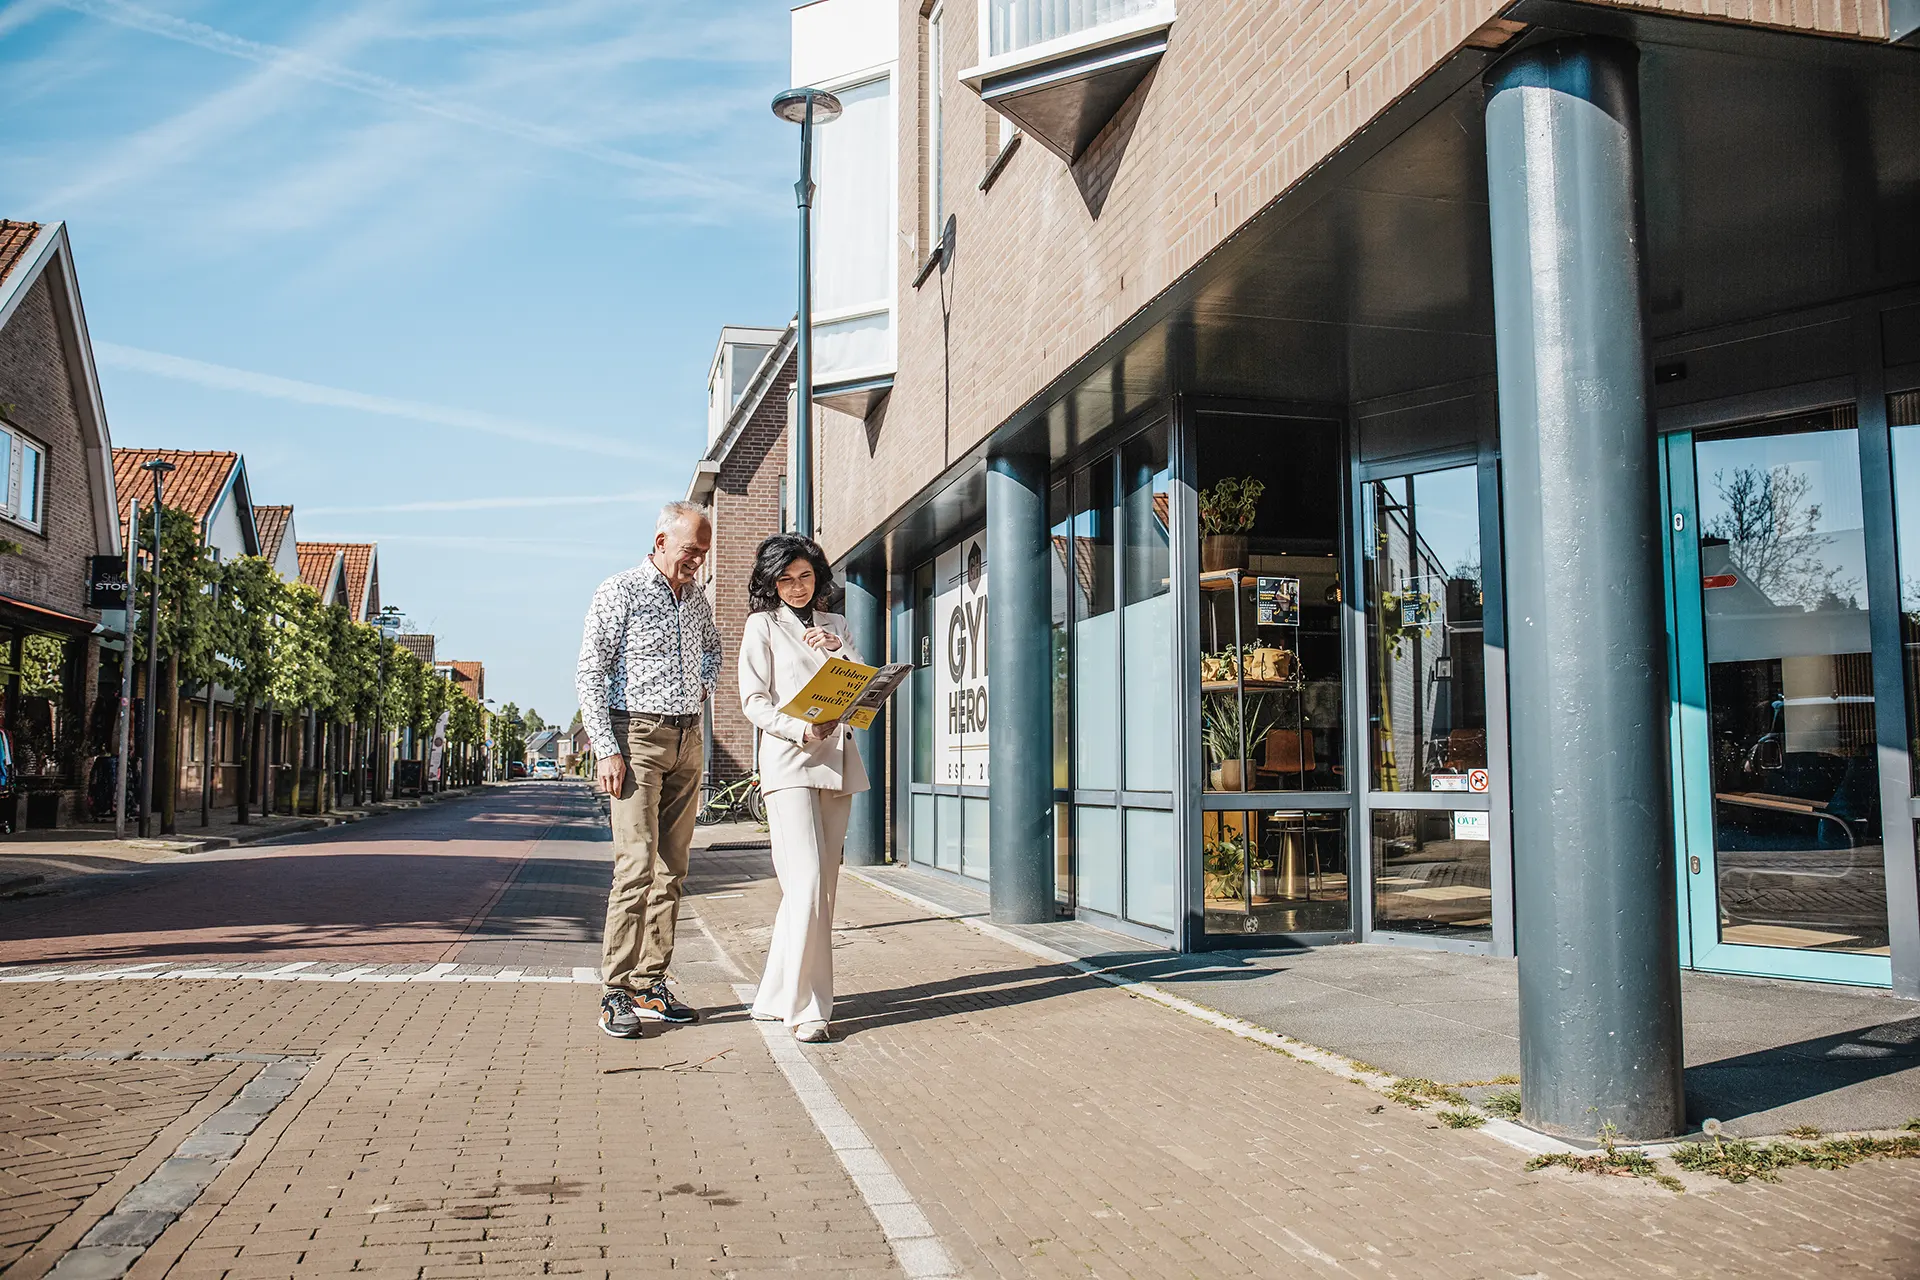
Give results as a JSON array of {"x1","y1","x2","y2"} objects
[
  {"x1": 985, "y1": 0, "x2": 1172, "y2": 60},
  {"x1": 928, "y1": 7, "x2": 944, "y2": 250},
  {"x1": 812, "y1": 72, "x2": 897, "y2": 384},
  {"x1": 0, "y1": 422, "x2": 46, "y2": 533}
]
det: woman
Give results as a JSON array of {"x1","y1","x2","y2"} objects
[{"x1": 738, "y1": 533, "x2": 869, "y2": 1043}]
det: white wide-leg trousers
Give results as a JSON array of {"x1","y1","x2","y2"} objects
[{"x1": 752, "y1": 786, "x2": 853, "y2": 1027}]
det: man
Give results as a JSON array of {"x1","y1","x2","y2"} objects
[{"x1": 577, "y1": 501, "x2": 723, "y2": 1038}]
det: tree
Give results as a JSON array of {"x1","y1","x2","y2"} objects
[
  {"x1": 1705, "y1": 465, "x2": 1859, "y2": 610},
  {"x1": 267, "y1": 585, "x2": 335, "y2": 815},
  {"x1": 132, "y1": 504, "x2": 218, "y2": 833},
  {"x1": 523, "y1": 707, "x2": 547, "y2": 734},
  {"x1": 568, "y1": 709, "x2": 583, "y2": 735},
  {"x1": 212, "y1": 557, "x2": 285, "y2": 825}
]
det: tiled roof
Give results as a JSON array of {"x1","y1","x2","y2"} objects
[
  {"x1": 296, "y1": 544, "x2": 343, "y2": 599},
  {"x1": 0, "y1": 221, "x2": 42, "y2": 291},
  {"x1": 443, "y1": 660, "x2": 484, "y2": 701},
  {"x1": 112, "y1": 449, "x2": 238, "y2": 536},
  {"x1": 299, "y1": 541, "x2": 376, "y2": 620},
  {"x1": 397, "y1": 633, "x2": 435, "y2": 664},
  {"x1": 253, "y1": 504, "x2": 293, "y2": 562}
]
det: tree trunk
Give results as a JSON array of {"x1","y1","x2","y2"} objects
[
  {"x1": 288, "y1": 709, "x2": 302, "y2": 817},
  {"x1": 262, "y1": 705, "x2": 274, "y2": 818},
  {"x1": 160, "y1": 653, "x2": 180, "y2": 834},
  {"x1": 236, "y1": 694, "x2": 254, "y2": 825}
]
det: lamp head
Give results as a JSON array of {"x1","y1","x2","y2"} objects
[
  {"x1": 141, "y1": 459, "x2": 176, "y2": 475},
  {"x1": 772, "y1": 87, "x2": 843, "y2": 126}
]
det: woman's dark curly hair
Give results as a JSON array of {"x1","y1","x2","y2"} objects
[{"x1": 748, "y1": 533, "x2": 835, "y2": 614}]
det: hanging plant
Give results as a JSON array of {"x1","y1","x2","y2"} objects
[{"x1": 1197, "y1": 476, "x2": 1266, "y2": 536}]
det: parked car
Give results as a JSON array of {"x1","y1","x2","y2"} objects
[
  {"x1": 532, "y1": 759, "x2": 558, "y2": 779},
  {"x1": 508, "y1": 761, "x2": 529, "y2": 779}
]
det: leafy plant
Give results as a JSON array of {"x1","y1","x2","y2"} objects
[
  {"x1": 1202, "y1": 829, "x2": 1247, "y2": 898},
  {"x1": 1200, "y1": 690, "x2": 1288, "y2": 768},
  {"x1": 1527, "y1": 1149, "x2": 1683, "y2": 1193},
  {"x1": 1197, "y1": 476, "x2": 1265, "y2": 536},
  {"x1": 1440, "y1": 1110, "x2": 1484, "y2": 1129},
  {"x1": 1386, "y1": 1078, "x2": 1468, "y2": 1110}
]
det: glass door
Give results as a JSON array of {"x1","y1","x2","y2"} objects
[{"x1": 1666, "y1": 408, "x2": 1893, "y2": 985}]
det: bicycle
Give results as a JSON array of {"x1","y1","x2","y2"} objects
[{"x1": 697, "y1": 771, "x2": 766, "y2": 826}]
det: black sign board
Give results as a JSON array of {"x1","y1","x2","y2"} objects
[{"x1": 87, "y1": 556, "x2": 129, "y2": 609}]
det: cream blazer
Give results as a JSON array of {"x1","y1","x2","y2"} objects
[{"x1": 738, "y1": 607, "x2": 871, "y2": 796}]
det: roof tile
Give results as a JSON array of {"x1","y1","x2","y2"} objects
[
  {"x1": 112, "y1": 449, "x2": 239, "y2": 536},
  {"x1": 0, "y1": 221, "x2": 41, "y2": 291}
]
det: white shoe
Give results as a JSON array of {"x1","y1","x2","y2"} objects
[{"x1": 793, "y1": 1021, "x2": 831, "y2": 1043}]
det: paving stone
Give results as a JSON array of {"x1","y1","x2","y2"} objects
[
  {"x1": 78, "y1": 1209, "x2": 176, "y2": 1248},
  {"x1": 44, "y1": 1244, "x2": 145, "y2": 1280}
]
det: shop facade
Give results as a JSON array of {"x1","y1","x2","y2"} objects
[
  {"x1": 0, "y1": 221, "x2": 124, "y2": 831},
  {"x1": 793, "y1": 0, "x2": 1920, "y2": 1010}
]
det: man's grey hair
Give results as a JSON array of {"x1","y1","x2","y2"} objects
[{"x1": 656, "y1": 500, "x2": 711, "y2": 536}]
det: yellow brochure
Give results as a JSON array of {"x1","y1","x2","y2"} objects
[{"x1": 778, "y1": 657, "x2": 913, "y2": 732}]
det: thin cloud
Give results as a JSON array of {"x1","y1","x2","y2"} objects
[
  {"x1": 303, "y1": 491, "x2": 670, "y2": 516},
  {"x1": 94, "y1": 342, "x2": 661, "y2": 462},
  {"x1": 320, "y1": 532, "x2": 625, "y2": 561},
  {"x1": 48, "y1": 0, "x2": 758, "y2": 204}
]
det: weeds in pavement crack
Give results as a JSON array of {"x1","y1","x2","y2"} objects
[
  {"x1": 1386, "y1": 1078, "x2": 1468, "y2": 1110},
  {"x1": 1484, "y1": 1090, "x2": 1522, "y2": 1119},
  {"x1": 1526, "y1": 1149, "x2": 1684, "y2": 1192},
  {"x1": 1672, "y1": 1134, "x2": 1920, "y2": 1184},
  {"x1": 1441, "y1": 1109, "x2": 1485, "y2": 1129}
]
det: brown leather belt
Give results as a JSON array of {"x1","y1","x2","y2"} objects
[{"x1": 614, "y1": 710, "x2": 700, "y2": 729}]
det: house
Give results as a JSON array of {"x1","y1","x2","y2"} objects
[
  {"x1": 111, "y1": 449, "x2": 259, "y2": 563},
  {"x1": 252, "y1": 504, "x2": 300, "y2": 583},
  {"x1": 0, "y1": 220, "x2": 123, "y2": 830},
  {"x1": 396, "y1": 634, "x2": 434, "y2": 665},
  {"x1": 437, "y1": 659, "x2": 483, "y2": 704},
  {"x1": 296, "y1": 542, "x2": 378, "y2": 622},
  {"x1": 686, "y1": 321, "x2": 797, "y2": 783},
  {"x1": 781, "y1": 0, "x2": 1920, "y2": 1132},
  {"x1": 525, "y1": 728, "x2": 560, "y2": 766},
  {"x1": 295, "y1": 543, "x2": 349, "y2": 608}
]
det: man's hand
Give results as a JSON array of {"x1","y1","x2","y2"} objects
[{"x1": 597, "y1": 754, "x2": 628, "y2": 796}]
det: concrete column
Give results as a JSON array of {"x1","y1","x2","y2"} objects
[
  {"x1": 987, "y1": 452, "x2": 1054, "y2": 922},
  {"x1": 843, "y1": 559, "x2": 887, "y2": 866},
  {"x1": 1485, "y1": 37, "x2": 1685, "y2": 1140}
]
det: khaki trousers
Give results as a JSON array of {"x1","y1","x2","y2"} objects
[
  {"x1": 602, "y1": 711, "x2": 703, "y2": 993},
  {"x1": 751, "y1": 786, "x2": 853, "y2": 1027}
]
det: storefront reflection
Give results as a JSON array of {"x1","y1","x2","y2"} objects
[{"x1": 1369, "y1": 810, "x2": 1492, "y2": 938}]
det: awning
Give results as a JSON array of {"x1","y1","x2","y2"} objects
[{"x1": 0, "y1": 593, "x2": 97, "y2": 638}]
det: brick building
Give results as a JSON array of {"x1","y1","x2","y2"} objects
[
  {"x1": 773, "y1": 0, "x2": 1920, "y2": 1131},
  {"x1": 0, "y1": 221, "x2": 122, "y2": 830},
  {"x1": 687, "y1": 322, "x2": 798, "y2": 783}
]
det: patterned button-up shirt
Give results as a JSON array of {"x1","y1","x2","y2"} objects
[{"x1": 575, "y1": 558, "x2": 724, "y2": 757}]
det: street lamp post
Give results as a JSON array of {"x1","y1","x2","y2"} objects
[
  {"x1": 137, "y1": 459, "x2": 174, "y2": 839},
  {"x1": 113, "y1": 499, "x2": 139, "y2": 841},
  {"x1": 771, "y1": 85, "x2": 842, "y2": 540}
]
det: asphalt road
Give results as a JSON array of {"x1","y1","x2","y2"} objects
[{"x1": 0, "y1": 783, "x2": 610, "y2": 970}]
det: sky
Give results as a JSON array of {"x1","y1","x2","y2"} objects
[{"x1": 0, "y1": 0, "x2": 798, "y2": 723}]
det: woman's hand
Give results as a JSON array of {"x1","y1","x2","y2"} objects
[
  {"x1": 803, "y1": 626, "x2": 842, "y2": 652},
  {"x1": 803, "y1": 719, "x2": 839, "y2": 742}
]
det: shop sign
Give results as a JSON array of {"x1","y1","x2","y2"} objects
[
  {"x1": 86, "y1": 557, "x2": 128, "y2": 608},
  {"x1": 1452, "y1": 811, "x2": 1490, "y2": 842},
  {"x1": 932, "y1": 535, "x2": 988, "y2": 785},
  {"x1": 1431, "y1": 773, "x2": 1469, "y2": 792}
]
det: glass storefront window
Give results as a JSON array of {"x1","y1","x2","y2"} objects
[
  {"x1": 1202, "y1": 809, "x2": 1348, "y2": 934},
  {"x1": 1370, "y1": 810, "x2": 1493, "y2": 938},
  {"x1": 1194, "y1": 415, "x2": 1344, "y2": 794},
  {"x1": 1363, "y1": 467, "x2": 1487, "y2": 793},
  {"x1": 1122, "y1": 427, "x2": 1173, "y2": 791},
  {"x1": 1696, "y1": 408, "x2": 1886, "y2": 955},
  {"x1": 1072, "y1": 463, "x2": 1117, "y2": 790},
  {"x1": 1050, "y1": 479, "x2": 1071, "y2": 793},
  {"x1": 1888, "y1": 391, "x2": 1920, "y2": 792}
]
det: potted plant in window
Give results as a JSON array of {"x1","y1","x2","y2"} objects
[
  {"x1": 1198, "y1": 476, "x2": 1264, "y2": 572},
  {"x1": 1200, "y1": 687, "x2": 1287, "y2": 790},
  {"x1": 1203, "y1": 826, "x2": 1248, "y2": 902}
]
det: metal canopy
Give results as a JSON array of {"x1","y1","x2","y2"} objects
[
  {"x1": 978, "y1": 30, "x2": 1169, "y2": 163},
  {"x1": 815, "y1": 374, "x2": 894, "y2": 420},
  {"x1": 852, "y1": 8, "x2": 1920, "y2": 571}
]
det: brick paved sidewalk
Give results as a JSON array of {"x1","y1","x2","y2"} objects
[{"x1": 687, "y1": 847, "x2": 1920, "y2": 1279}]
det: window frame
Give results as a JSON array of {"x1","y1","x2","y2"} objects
[
  {"x1": 969, "y1": 0, "x2": 1175, "y2": 82},
  {"x1": 0, "y1": 419, "x2": 48, "y2": 535}
]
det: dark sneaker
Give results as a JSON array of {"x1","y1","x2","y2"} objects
[
  {"x1": 599, "y1": 990, "x2": 644, "y2": 1039},
  {"x1": 634, "y1": 979, "x2": 699, "y2": 1024}
]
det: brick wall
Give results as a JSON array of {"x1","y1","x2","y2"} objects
[
  {"x1": 707, "y1": 350, "x2": 797, "y2": 782},
  {"x1": 812, "y1": 0, "x2": 1887, "y2": 562},
  {"x1": 0, "y1": 274, "x2": 106, "y2": 617}
]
